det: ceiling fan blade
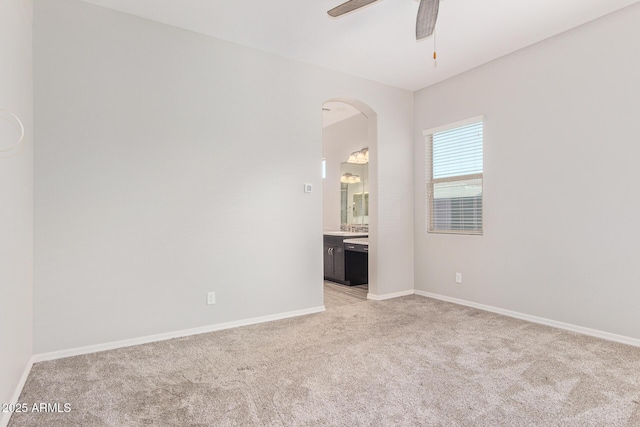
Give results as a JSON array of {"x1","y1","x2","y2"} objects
[
  {"x1": 328, "y1": 0, "x2": 379, "y2": 18},
  {"x1": 416, "y1": 0, "x2": 439, "y2": 40}
]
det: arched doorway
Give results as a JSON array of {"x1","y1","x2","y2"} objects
[{"x1": 321, "y1": 98, "x2": 378, "y2": 305}]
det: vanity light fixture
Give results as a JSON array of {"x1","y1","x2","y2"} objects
[
  {"x1": 341, "y1": 173, "x2": 361, "y2": 184},
  {"x1": 347, "y1": 147, "x2": 369, "y2": 165}
]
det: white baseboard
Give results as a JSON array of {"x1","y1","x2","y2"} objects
[
  {"x1": 1, "y1": 356, "x2": 34, "y2": 427},
  {"x1": 414, "y1": 290, "x2": 640, "y2": 348},
  {"x1": 367, "y1": 289, "x2": 415, "y2": 301},
  {"x1": 33, "y1": 306, "x2": 325, "y2": 363}
]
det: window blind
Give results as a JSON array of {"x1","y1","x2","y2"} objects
[{"x1": 427, "y1": 120, "x2": 483, "y2": 234}]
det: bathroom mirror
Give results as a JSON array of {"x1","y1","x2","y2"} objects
[{"x1": 340, "y1": 150, "x2": 369, "y2": 227}]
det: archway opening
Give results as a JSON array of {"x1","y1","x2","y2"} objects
[{"x1": 321, "y1": 98, "x2": 378, "y2": 305}]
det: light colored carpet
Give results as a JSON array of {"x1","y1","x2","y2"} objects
[{"x1": 10, "y1": 296, "x2": 640, "y2": 426}]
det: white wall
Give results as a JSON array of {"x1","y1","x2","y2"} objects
[
  {"x1": 0, "y1": 0, "x2": 33, "y2": 422},
  {"x1": 34, "y1": 0, "x2": 414, "y2": 354},
  {"x1": 322, "y1": 113, "x2": 368, "y2": 231},
  {"x1": 414, "y1": 3, "x2": 640, "y2": 340}
]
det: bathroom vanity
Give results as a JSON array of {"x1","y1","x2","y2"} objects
[{"x1": 323, "y1": 232, "x2": 368, "y2": 285}]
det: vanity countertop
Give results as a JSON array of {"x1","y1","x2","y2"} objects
[
  {"x1": 323, "y1": 231, "x2": 368, "y2": 238},
  {"x1": 343, "y1": 238, "x2": 368, "y2": 246}
]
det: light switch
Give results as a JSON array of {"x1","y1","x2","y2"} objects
[{"x1": 304, "y1": 184, "x2": 313, "y2": 193}]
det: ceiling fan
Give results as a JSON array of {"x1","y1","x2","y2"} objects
[{"x1": 328, "y1": 0, "x2": 440, "y2": 40}]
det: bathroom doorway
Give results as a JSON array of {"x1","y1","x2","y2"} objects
[{"x1": 321, "y1": 98, "x2": 377, "y2": 308}]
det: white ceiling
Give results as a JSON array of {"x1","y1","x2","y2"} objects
[
  {"x1": 81, "y1": 0, "x2": 638, "y2": 91},
  {"x1": 322, "y1": 102, "x2": 362, "y2": 128}
]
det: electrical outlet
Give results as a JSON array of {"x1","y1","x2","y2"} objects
[
  {"x1": 455, "y1": 273, "x2": 462, "y2": 284},
  {"x1": 207, "y1": 292, "x2": 216, "y2": 305}
]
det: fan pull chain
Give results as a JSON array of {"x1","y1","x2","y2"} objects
[{"x1": 433, "y1": 29, "x2": 438, "y2": 66}]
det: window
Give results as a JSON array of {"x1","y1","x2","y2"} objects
[{"x1": 424, "y1": 117, "x2": 483, "y2": 234}]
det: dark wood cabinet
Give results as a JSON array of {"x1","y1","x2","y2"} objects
[
  {"x1": 323, "y1": 244, "x2": 335, "y2": 278},
  {"x1": 324, "y1": 234, "x2": 369, "y2": 285},
  {"x1": 324, "y1": 236, "x2": 347, "y2": 283}
]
